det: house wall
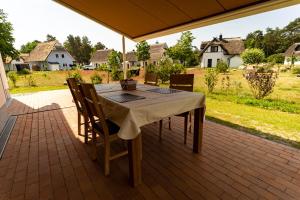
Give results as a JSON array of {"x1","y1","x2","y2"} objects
[
  {"x1": 47, "y1": 50, "x2": 74, "y2": 70},
  {"x1": 229, "y1": 55, "x2": 243, "y2": 68},
  {"x1": 91, "y1": 61, "x2": 108, "y2": 67},
  {"x1": 284, "y1": 57, "x2": 300, "y2": 66},
  {"x1": 0, "y1": 53, "x2": 10, "y2": 133},
  {"x1": 200, "y1": 46, "x2": 228, "y2": 67}
]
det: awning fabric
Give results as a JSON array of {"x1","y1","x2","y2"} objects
[{"x1": 54, "y1": 0, "x2": 300, "y2": 41}]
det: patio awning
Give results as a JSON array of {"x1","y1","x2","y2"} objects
[{"x1": 54, "y1": 0, "x2": 299, "y2": 41}]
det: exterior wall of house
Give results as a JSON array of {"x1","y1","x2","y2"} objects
[
  {"x1": 0, "y1": 53, "x2": 10, "y2": 133},
  {"x1": 91, "y1": 61, "x2": 108, "y2": 67},
  {"x1": 47, "y1": 50, "x2": 74, "y2": 70},
  {"x1": 284, "y1": 57, "x2": 300, "y2": 66},
  {"x1": 200, "y1": 46, "x2": 228, "y2": 67},
  {"x1": 200, "y1": 46, "x2": 243, "y2": 68},
  {"x1": 229, "y1": 55, "x2": 243, "y2": 68}
]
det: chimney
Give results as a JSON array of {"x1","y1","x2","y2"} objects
[{"x1": 219, "y1": 34, "x2": 223, "y2": 40}]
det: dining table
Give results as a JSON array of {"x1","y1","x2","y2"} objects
[{"x1": 95, "y1": 83, "x2": 206, "y2": 187}]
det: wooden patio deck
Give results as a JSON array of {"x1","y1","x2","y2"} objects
[{"x1": 1, "y1": 90, "x2": 300, "y2": 200}]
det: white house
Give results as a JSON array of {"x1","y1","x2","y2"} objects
[
  {"x1": 200, "y1": 35, "x2": 245, "y2": 68},
  {"x1": 26, "y1": 41, "x2": 75, "y2": 71},
  {"x1": 284, "y1": 43, "x2": 300, "y2": 66}
]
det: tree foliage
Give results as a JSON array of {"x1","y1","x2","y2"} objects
[
  {"x1": 94, "y1": 42, "x2": 106, "y2": 50},
  {"x1": 166, "y1": 31, "x2": 195, "y2": 66},
  {"x1": 245, "y1": 18, "x2": 300, "y2": 57},
  {"x1": 20, "y1": 40, "x2": 40, "y2": 53},
  {"x1": 136, "y1": 41, "x2": 150, "y2": 62},
  {"x1": 46, "y1": 34, "x2": 56, "y2": 42},
  {"x1": 267, "y1": 53, "x2": 284, "y2": 64},
  {"x1": 64, "y1": 35, "x2": 93, "y2": 64},
  {"x1": 241, "y1": 48, "x2": 265, "y2": 65},
  {"x1": 0, "y1": 9, "x2": 18, "y2": 60}
]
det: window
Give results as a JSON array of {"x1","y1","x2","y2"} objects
[
  {"x1": 217, "y1": 59, "x2": 220, "y2": 63},
  {"x1": 153, "y1": 61, "x2": 157, "y2": 65},
  {"x1": 55, "y1": 54, "x2": 59, "y2": 58},
  {"x1": 211, "y1": 46, "x2": 218, "y2": 52},
  {"x1": 61, "y1": 54, "x2": 65, "y2": 58}
]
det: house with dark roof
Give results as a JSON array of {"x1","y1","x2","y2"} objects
[
  {"x1": 200, "y1": 35, "x2": 245, "y2": 68},
  {"x1": 90, "y1": 49, "x2": 112, "y2": 67},
  {"x1": 284, "y1": 43, "x2": 300, "y2": 66},
  {"x1": 26, "y1": 40, "x2": 75, "y2": 71}
]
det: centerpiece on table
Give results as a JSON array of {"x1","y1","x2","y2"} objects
[{"x1": 120, "y1": 79, "x2": 137, "y2": 91}]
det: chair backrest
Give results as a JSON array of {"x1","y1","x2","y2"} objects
[
  {"x1": 67, "y1": 78, "x2": 84, "y2": 113},
  {"x1": 79, "y1": 83, "x2": 109, "y2": 137},
  {"x1": 144, "y1": 72, "x2": 158, "y2": 86},
  {"x1": 170, "y1": 74, "x2": 194, "y2": 92}
]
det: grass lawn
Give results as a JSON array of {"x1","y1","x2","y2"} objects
[{"x1": 7, "y1": 68, "x2": 300, "y2": 148}]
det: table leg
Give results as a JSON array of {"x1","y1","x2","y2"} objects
[
  {"x1": 193, "y1": 107, "x2": 205, "y2": 153},
  {"x1": 127, "y1": 134, "x2": 142, "y2": 187}
]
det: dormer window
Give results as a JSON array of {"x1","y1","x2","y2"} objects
[
  {"x1": 211, "y1": 46, "x2": 218, "y2": 52},
  {"x1": 295, "y1": 45, "x2": 300, "y2": 51}
]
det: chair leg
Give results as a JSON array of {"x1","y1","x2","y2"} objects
[
  {"x1": 104, "y1": 140, "x2": 110, "y2": 176},
  {"x1": 168, "y1": 117, "x2": 171, "y2": 130},
  {"x1": 189, "y1": 112, "x2": 192, "y2": 133},
  {"x1": 184, "y1": 115, "x2": 188, "y2": 144},
  {"x1": 78, "y1": 112, "x2": 81, "y2": 136},
  {"x1": 91, "y1": 128, "x2": 97, "y2": 161},
  {"x1": 84, "y1": 116, "x2": 88, "y2": 144},
  {"x1": 159, "y1": 120, "x2": 163, "y2": 141}
]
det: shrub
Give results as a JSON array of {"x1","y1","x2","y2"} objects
[
  {"x1": 292, "y1": 67, "x2": 300, "y2": 74},
  {"x1": 244, "y1": 67, "x2": 277, "y2": 99},
  {"x1": 111, "y1": 67, "x2": 122, "y2": 81},
  {"x1": 27, "y1": 75, "x2": 37, "y2": 86},
  {"x1": 90, "y1": 73, "x2": 102, "y2": 84},
  {"x1": 18, "y1": 68, "x2": 31, "y2": 75},
  {"x1": 67, "y1": 70, "x2": 83, "y2": 82},
  {"x1": 267, "y1": 54, "x2": 284, "y2": 64},
  {"x1": 204, "y1": 69, "x2": 218, "y2": 93},
  {"x1": 216, "y1": 59, "x2": 229, "y2": 73},
  {"x1": 7, "y1": 71, "x2": 18, "y2": 87},
  {"x1": 156, "y1": 59, "x2": 185, "y2": 83},
  {"x1": 241, "y1": 48, "x2": 265, "y2": 65},
  {"x1": 221, "y1": 75, "x2": 230, "y2": 92},
  {"x1": 146, "y1": 64, "x2": 156, "y2": 73}
]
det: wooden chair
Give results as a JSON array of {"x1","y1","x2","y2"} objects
[
  {"x1": 144, "y1": 72, "x2": 158, "y2": 86},
  {"x1": 159, "y1": 74, "x2": 194, "y2": 144},
  {"x1": 79, "y1": 83, "x2": 128, "y2": 176},
  {"x1": 67, "y1": 78, "x2": 90, "y2": 143}
]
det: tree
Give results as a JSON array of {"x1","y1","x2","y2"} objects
[
  {"x1": 166, "y1": 31, "x2": 195, "y2": 66},
  {"x1": 136, "y1": 41, "x2": 150, "y2": 66},
  {"x1": 263, "y1": 27, "x2": 283, "y2": 56},
  {"x1": 108, "y1": 50, "x2": 122, "y2": 80},
  {"x1": 20, "y1": 40, "x2": 40, "y2": 53},
  {"x1": 46, "y1": 34, "x2": 56, "y2": 42},
  {"x1": 0, "y1": 9, "x2": 18, "y2": 61},
  {"x1": 244, "y1": 30, "x2": 264, "y2": 49},
  {"x1": 80, "y1": 36, "x2": 93, "y2": 64},
  {"x1": 241, "y1": 48, "x2": 265, "y2": 65},
  {"x1": 64, "y1": 35, "x2": 93, "y2": 64},
  {"x1": 94, "y1": 42, "x2": 106, "y2": 50}
]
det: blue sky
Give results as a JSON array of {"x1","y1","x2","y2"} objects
[{"x1": 1, "y1": 0, "x2": 300, "y2": 51}]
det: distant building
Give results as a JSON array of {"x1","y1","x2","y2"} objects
[
  {"x1": 26, "y1": 41, "x2": 75, "y2": 71},
  {"x1": 125, "y1": 51, "x2": 139, "y2": 68},
  {"x1": 284, "y1": 43, "x2": 300, "y2": 66},
  {"x1": 148, "y1": 43, "x2": 168, "y2": 66},
  {"x1": 200, "y1": 35, "x2": 245, "y2": 68},
  {"x1": 90, "y1": 49, "x2": 112, "y2": 67},
  {"x1": 4, "y1": 53, "x2": 30, "y2": 71}
]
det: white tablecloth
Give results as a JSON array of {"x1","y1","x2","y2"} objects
[{"x1": 96, "y1": 84, "x2": 205, "y2": 140}]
